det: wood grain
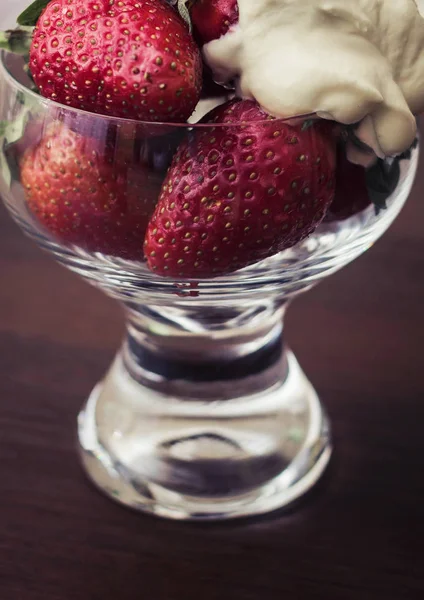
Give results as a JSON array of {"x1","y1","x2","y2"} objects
[{"x1": 0, "y1": 134, "x2": 423, "y2": 599}]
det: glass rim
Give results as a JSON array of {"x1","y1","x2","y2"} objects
[{"x1": 0, "y1": 51, "x2": 315, "y2": 130}]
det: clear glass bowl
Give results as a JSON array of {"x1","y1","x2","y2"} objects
[{"x1": 0, "y1": 53, "x2": 418, "y2": 520}]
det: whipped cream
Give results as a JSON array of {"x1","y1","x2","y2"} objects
[{"x1": 203, "y1": 0, "x2": 424, "y2": 162}]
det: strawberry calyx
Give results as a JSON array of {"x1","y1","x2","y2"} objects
[
  {"x1": 173, "y1": 0, "x2": 194, "y2": 33},
  {"x1": 326, "y1": 134, "x2": 417, "y2": 222},
  {"x1": 0, "y1": 28, "x2": 33, "y2": 55},
  {"x1": 365, "y1": 158, "x2": 400, "y2": 215},
  {"x1": 397, "y1": 136, "x2": 419, "y2": 162},
  {"x1": 364, "y1": 137, "x2": 417, "y2": 215},
  {"x1": 0, "y1": 86, "x2": 41, "y2": 188},
  {"x1": 17, "y1": 0, "x2": 51, "y2": 27}
]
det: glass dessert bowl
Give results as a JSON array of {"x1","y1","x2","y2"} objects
[{"x1": 0, "y1": 53, "x2": 418, "y2": 520}]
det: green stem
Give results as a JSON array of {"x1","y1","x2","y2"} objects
[
  {"x1": 0, "y1": 28, "x2": 33, "y2": 56},
  {"x1": 176, "y1": 1, "x2": 193, "y2": 32}
]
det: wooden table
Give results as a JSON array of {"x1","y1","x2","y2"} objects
[{"x1": 1, "y1": 141, "x2": 423, "y2": 600}]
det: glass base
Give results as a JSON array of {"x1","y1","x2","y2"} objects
[{"x1": 77, "y1": 351, "x2": 332, "y2": 521}]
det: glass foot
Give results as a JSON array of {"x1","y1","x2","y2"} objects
[{"x1": 78, "y1": 352, "x2": 332, "y2": 521}]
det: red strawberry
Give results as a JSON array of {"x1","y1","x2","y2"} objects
[
  {"x1": 20, "y1": 123, "x2": 161, "y2": 260},
  {"x1": 325, "y1": 146, "x2": 371, "y2": 222},
  {"x1": 144, "y1": 99, "x2": 337, "y2": 278},
  {"x1": 191, "y1": 0, "x2": 239, "y2": 45},
  {"x1": 30, "y1": 0, "x2": 202, "y2": 122}
]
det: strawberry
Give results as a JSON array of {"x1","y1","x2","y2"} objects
[
  {"x1": 20, "y1": 123, "x2": 162, "y2": 260},
  {"x1": 324, "y1": 147, "x2": 371, "y2": 222},
  {"x1": 29, "y1": 0, "x2": 202, "y2": 122},
  {"x1": 190, "y1": 0, "x2": 239, "y2": 45},
  {"x1": 144, "y1": 99, "x2": 337, "y2": 278}
]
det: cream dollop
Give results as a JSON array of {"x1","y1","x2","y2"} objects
[{"x1": 203, "y1": 0, "x2": 424, "y2": 162}]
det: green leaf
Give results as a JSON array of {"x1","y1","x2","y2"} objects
[
  {"x1": 301, "y1": 119, "x2": 315, "y2": 131},
  {"x1": 167, "y1": 1, "x2": 193, "y2": 32},
  {"x1": 0, "y1": 141, "x2": 12, "y2": 188},
  {"x1": 0, "y1": 112, "x2": 31, "y2": 188},
  {"x1": 4, "y1": 111, "x2": 32, "y2": 146},
  {"x1": 0, "y1": 90, "x2": 40, "y2": 189},
  {"x1": 17, "y1": 0, "x2": 51, "y2": 27},
  {"x1": 398, "y1": 137, "x2": 419, "y2": 161},
  {"x1": 366, "y1": 158, "x2": 401, "y2": 215},
  {"x1": 0, "y1": 28, "x2": 33, "y2": 55},
  {"x1": 365, "y1": 136, "x2": 418, "y2": 214}
]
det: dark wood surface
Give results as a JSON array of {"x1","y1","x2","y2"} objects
[{"x1": 1, "y1": 144, "x2": 424, "y2": 600}]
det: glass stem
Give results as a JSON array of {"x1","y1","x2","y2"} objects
[
  {"x1": 122, "y1": 302, "x2": 288, "y2": 401},
  {"x1": 78, "y1": 299, "x2": 332, "y2": 519}
]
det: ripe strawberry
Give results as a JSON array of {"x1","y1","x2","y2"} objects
[
  {"x1": 324, "y1": 147, "x2": 371, "y2": 222},
  {"x1": 29, "y1": 0, "x2": 202, "y2": 122},
  {"x1": 20, "y1": 123, "x2": 161, "y2": 260},
  {"x1": 144, "y1": 99, "x2": 337, "y2": 278},
  {"x1": 191, "y1": 0, "x2": 239, "y2": 45}
]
